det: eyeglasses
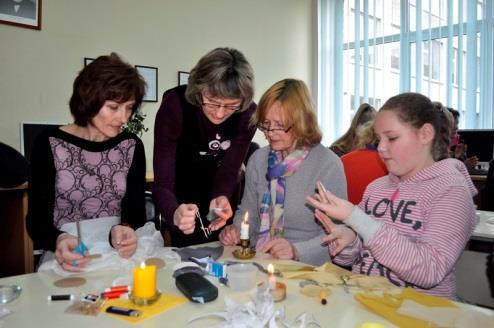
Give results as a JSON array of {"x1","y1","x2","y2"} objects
[
  {"x1": 202, "y1": 102, "x2": 241, "y2": 112},
  {"x1": 201, "y1": 94, "x2": 242, "y2": 113},
  {"x1": 257, "y1": 123, "x2": 293, "y2": 133}
]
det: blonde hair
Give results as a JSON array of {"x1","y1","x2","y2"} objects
[
  {"x1": 355, "y1": 121, "x2": 378, "y2": 149},
  {"x1": 252, "y1": 79, "x2": 321, "y2": 147},
  {"x1": 331, "y1": 103, "x2": 376, "y2": 154}
]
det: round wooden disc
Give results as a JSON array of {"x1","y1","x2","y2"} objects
[
  {"x1": 53, "y1": 277, "x2": 86, "y2": 288},
  {"x1": 145, "y1": 258, "x2": 166, "y2": 269}
]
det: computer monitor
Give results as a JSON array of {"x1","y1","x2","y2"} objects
[
  {"x1": 20, "y1": 122, "x2": 62, "y2": 163},
  {"x1": 457, "y1": 129, "x2": 494, "y2": 167}
]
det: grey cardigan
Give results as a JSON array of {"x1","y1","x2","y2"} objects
[{"x1": 233, "y1": 144, "x2": 347, "y2": 265}]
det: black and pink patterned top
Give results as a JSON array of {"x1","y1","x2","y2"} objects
[{"x1": 26, "y1": 128, "x2": 146, "y2": 251}]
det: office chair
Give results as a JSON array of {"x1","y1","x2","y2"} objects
[{"x1": 0, "y1": 142, "x2": 29, "y2": 188}]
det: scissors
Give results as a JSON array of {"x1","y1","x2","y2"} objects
[{"x1": 195, "y1": 210, "x2": 211, "y2": 239}]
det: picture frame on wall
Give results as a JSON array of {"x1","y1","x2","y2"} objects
[
  {"x1": 178, "y1": 71, "x2": 190, "y2": 86},
  {"x1": 0, "y1": 0, "x2": 42, "y2": 30},
  {"x1": 84, "y1": 57, "x2": 94, "y2": 66},
  {"x1": 136, "y1": 65, "x2": 158, "y2": 102}
]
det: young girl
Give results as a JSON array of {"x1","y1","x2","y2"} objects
[{"x1": 306, "y1": 92, "x2": 477, "y2": 299}]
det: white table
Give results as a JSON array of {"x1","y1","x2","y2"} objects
[
  {"x1": 472, "y1": 210, "x2": 494, "y2": 242},
  {"x1": 0, "y1": 246, "x2": 492, "y2": 327}
]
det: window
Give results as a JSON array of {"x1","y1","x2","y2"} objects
[{"x1": 318, "y1": 0, "x2": 494, "y2": 144}]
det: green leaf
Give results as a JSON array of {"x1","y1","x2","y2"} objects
[{"x1": 122, "y1": 109, "x2": 148, "y2": 137}]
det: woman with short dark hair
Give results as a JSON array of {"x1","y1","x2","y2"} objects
[
  {"x1": 153, "y1": 47, "x2": 256, "y2": 247},
  {"x1": 26, "y1": 53, "x2": 147, "y2": 272}
]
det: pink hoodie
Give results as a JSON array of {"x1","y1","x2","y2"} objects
[{"x1": 334, "y1": 158, "x2": 477, "y2": 299}]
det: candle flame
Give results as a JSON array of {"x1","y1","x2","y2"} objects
[
  {"x1": 267, "y1": 263, "x2": 274, "y2": 274},
  {"x1": 140, "y1": 261, "x2": 146, "y2": 269},
  {"x1": 243, "y1": 211, "x2": 249, "y2": 224}
]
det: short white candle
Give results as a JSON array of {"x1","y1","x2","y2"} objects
[
  {"x1": 267, "y1": 263, "x2": 276, "y2": 290},
  {"x1": 240, "y1": 211, "x2": 249, "y2": 240}
]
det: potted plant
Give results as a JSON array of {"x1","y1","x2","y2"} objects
[{"x1": 123, "y1": 109, "x2": 148, "y2": 137}]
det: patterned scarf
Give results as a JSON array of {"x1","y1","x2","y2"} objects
[{"x1": 256, "y1": 147, "x2": 309, "y2": 250}]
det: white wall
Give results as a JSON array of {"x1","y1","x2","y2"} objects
[{"x1": 0, "y1": 0, "x2": 315, "y2": 169}]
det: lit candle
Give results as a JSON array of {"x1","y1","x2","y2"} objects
[
  {"x1": 133, "y1": 262, "x2": 157, "y2": 299},
  {"x1": 240, "y1": 211, "x2": 249, "y2": 240},
  {"x1": 267, "y1": 263, "x2": 276, "y2": 290}
]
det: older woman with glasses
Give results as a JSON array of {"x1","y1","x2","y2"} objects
[
  {"x1": 153, "y1": 48, "x2": 256, "y2": 247},
  {"x1": 219, "y1": 79, "x2": 347, "y2": 265}
]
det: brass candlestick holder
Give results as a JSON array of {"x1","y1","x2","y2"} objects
[{"x1": 232, "y1": 239, "x2": 256, "y2": 259}]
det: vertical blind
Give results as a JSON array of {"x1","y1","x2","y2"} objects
[{"x1": 318, "y1": 0, "x2": 494, "y2": 145}]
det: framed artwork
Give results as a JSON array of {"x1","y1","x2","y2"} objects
[
  {"x1": 84, "y1": 57, "x2": 94, "y2": 66},
  {"x1": 136, "y1": 65, "x2": 158, "y2": 102},
  {"x1": 0, "y1": 0, "x2": 42, "y2": 30},
  {"x1": 178, "y1": 71, "x2": 190, "y2": 86}
]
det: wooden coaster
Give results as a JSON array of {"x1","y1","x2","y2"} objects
[
  {"x1": 145, "y1": 258, "x2": 166, "y2": 269},
  {"x1": 53, "y1": 277, "x2": 86, "y2": 288}
]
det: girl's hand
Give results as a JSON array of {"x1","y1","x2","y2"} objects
[
  {"x1": 306, "y1": 181, "x2": 354, "y2": 222},
  {"x1": 315, "y1": 209, "x2": 357, "y2": 256}
]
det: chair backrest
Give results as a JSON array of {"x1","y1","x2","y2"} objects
[
  {"x1": 481, "y1": 159, "x2": 494, "y2": 211},
  {"x1": 145, "y1": 191, "x2": 173, "y2": 246},
  {"x1": 144, "y1": 191, "x2": 160, "y2": 227},
  {"x1": 0, "y1": 142, "x2": 29, "y2": 188},
  {"x1": 341, "y1": 149, "x2": 387, "y2": 205},
  {"x1": 244, "y1": 142, "x2": 260, "y2": 166}
]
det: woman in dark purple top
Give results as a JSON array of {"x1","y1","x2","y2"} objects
[
  {"x1": 26, "y1": 53, "x2": 147, "y2": 272},
  {"x1": 153, "y1": 48, "x2": 256, "y2": 247}
]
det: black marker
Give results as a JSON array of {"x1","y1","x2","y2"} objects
[
  {"x1": 48, "y1": 294, "x2": 74, "y2": 301},
  {"x1": 106, "y1": 306, "x2": 141, "y2": 317}
]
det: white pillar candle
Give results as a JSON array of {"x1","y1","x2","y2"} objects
[{"x1": 240, "y1": 211, "x2": 249, "y2": 240}]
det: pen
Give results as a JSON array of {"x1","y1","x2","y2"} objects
[
  {"x1": 48, "y1": 294, "x2": 74, "y2": 301},
  {"x1": 206, "y1": 207, "x2": 226, "y2": 221},
  {"x1": 317, "y1": 182, "x2": 329, "y2": 203},
  {"x1": 106, "y1": 306, "x2": 141, "y2": 317}
]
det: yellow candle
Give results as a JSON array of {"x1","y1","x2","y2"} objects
[
  {"x1": 240, "y1": 211, "x2": 249, "y2": 240},
  {"x1": 133, "y1": 262, "x2": 156, "y2": 299},
  {"x1": 267, "y1": 263, "x2": 276, "y2": 290}
]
